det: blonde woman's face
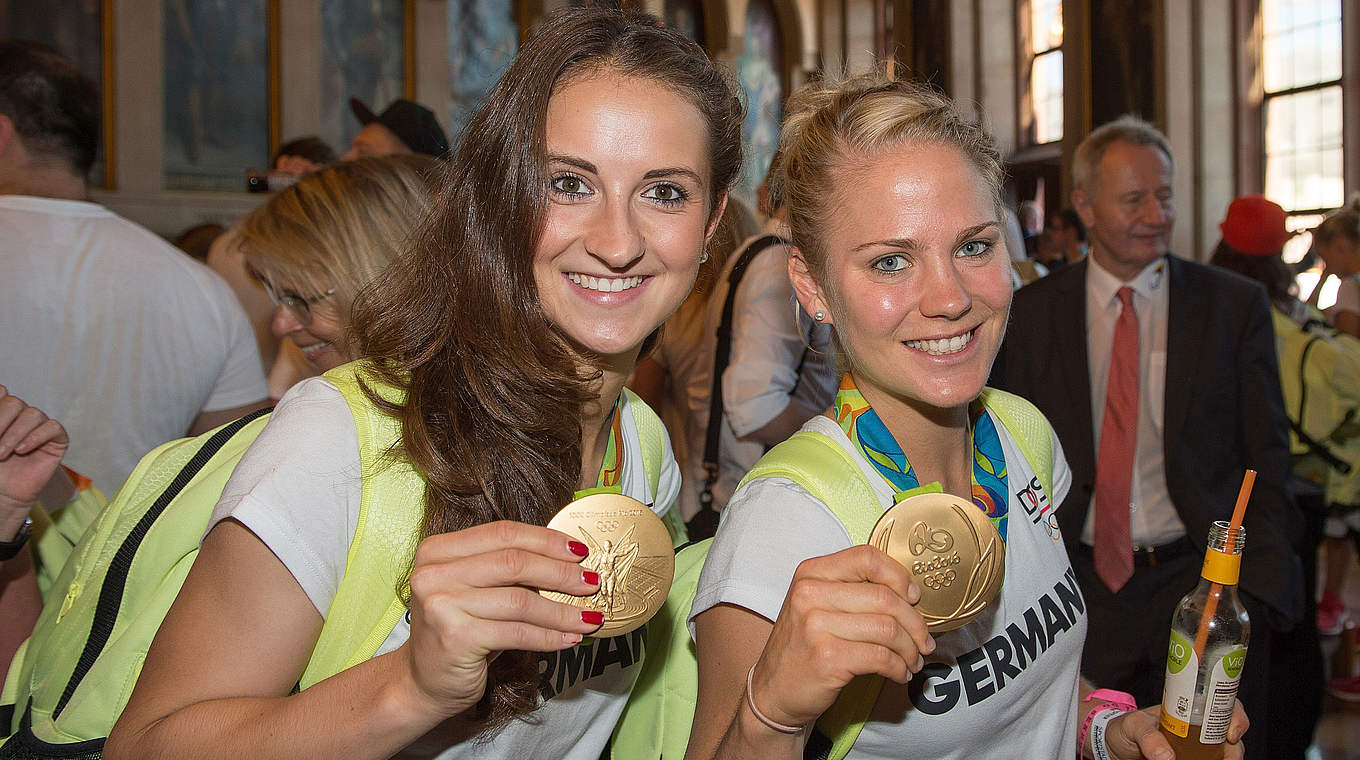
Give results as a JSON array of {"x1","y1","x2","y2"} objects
[
  {"x1": 534, "y1": 71, "x2": 721, "y2": 363},
  {"x1": 266, "y1": 280, "x2": 348, "y2": 371},
  {"x1": 791, "y1": 141, "x2": 1012, "y2": 411}
]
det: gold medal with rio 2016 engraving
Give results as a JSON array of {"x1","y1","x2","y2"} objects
[
  {"x1": 868, "y1": 492, "x2": 1005, "y2": 632},
  {"x1": 540, "y1": 492, "x2": 674, "y2": 636}
]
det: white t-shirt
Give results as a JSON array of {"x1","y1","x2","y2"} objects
[
  {"x1": 692, "y1": 413, "x2": 1085, "y2": 760},
  {"x1": 664, "y1": 228, "x2": 838, "y2": 520},
  {"x1": 0, "y1": 195, "x2": 267, "y2": 490},
  {"x1": 210, "y1": 377, "x2": 681, "y2": 760}
]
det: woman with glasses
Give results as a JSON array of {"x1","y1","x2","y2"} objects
[
  {"x1": 107, "y1": 9, "x2": 741, "y2": 759},
  {"x1": 238, "y1": 154, "x2": 441, "y2": 373}
]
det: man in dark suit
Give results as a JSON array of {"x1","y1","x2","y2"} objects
[{"x1": 990, "y1": 116, "x2": 1301, "y2": 759}]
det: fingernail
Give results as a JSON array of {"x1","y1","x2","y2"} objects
[
  {"x1": 581, "y1": 610, "x2": 604, "y2": 626},
  {"x1": 583, "y1": 570, "x2": 600, "y2": 585},
  {"x1": 568, "y1": 541, "x2": 589, "y2": 557},
  {"x1": 563, "y1": 632, "x2": 583, "y2": 645},
  {"x1": 925, "y1": 636, "x2": 936, "y2": 654}
]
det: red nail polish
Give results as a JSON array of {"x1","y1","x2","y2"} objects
[
  {"x1": 583, "y1": 570, "x2": 600, "y2": 585},
  {"x1": 581, "y1": 610, "x2": 604, "y2": 626},
  {"x1": 568, "y1": 540, "x2": 589, "y2": 557}
]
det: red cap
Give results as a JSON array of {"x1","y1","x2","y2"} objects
[{"x1": 1219, "y1": 195, "x2": 1294, "y2": 256}]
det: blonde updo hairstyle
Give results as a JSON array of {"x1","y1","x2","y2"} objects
[{"x1": 774, "y1": 73, "x2": 1005, "y2": 284}]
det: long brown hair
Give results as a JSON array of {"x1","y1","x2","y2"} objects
[{"x1": 350, "y1": 8, "x2": 743, "y2": 731}]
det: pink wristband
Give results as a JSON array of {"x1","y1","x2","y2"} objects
[
  {"x1": 745, "y1": 664, "x2": 804, "y2": 734},
  {"x1": 1077, "y1": 689, "x2": 1137, "y2": 758}
]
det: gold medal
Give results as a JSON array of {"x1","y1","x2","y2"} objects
[
  {"x1": 868, "y1": 492, "x2": 1005, "y2": 632},
  {"x1": 541, "y1": 492, "x2": 675, "y2": 636}
]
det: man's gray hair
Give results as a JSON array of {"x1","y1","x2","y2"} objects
[{"x1": 1072, "y1": 115, "x2": 1174, "y2": 192}]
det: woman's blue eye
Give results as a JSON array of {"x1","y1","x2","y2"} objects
[
  {"x1": 959, "y1": 240, "x2": 994, "y2": 257},
  {"x1": 873, "y1": 254, "x2": 907, "y2": 272},
  {"x1": 551, "y1": 174, "x2": 590, "y2": 196},
  {"x1": 643, "y1": 183, "x2": 688, "y2": 207}
]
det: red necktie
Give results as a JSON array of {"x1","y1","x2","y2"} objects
[{"x1": 1094, "y1": 286, "x2": 1138, "y2": 592}]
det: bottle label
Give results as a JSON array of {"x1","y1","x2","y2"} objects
[
  {"x1": 1197, "y1": 646, "x2": 1247, "y2": 744},
  {"x1": 1159, "y1": 630, "x2": 1197, "y2": 738},
  {"x1": 1200, "y1": 549, "x2": 1241, "y2": 585}
]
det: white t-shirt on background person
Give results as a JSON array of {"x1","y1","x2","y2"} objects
[
  {"x1": 692, "y1": 412, "x2": 1085, "y2": 760},
  {"x1": 210, "y1": 377, "x2": 682, "y2": 760},
  {"x1": 0, "y1": 195, "x2": 268, "y2": 490}
]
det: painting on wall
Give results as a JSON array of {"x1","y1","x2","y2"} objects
[
  {"x1": 448, "y1": 0, "x2": 517, "y2": 139},
  {"x1": 320, "y1": 0, "x2": 406, "y2": 157},
  {"x1": 163, "y1": 0, "x2": 269, "y2": 192},
  {"x1": 664, "y1": 0, "x2": 705, "y2": 47},
  {"x1": 737, "y1": 0, "x2": 783, "y2": 207},
  {"x1": 1, "y1": 0, "x2": 106, "y2": 186}
]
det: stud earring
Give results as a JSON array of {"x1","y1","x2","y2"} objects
[
  {"x1": 700, "y1": 250, "x2": 710, "y2": 264},
  {"x1": 814, "y1": 311, "x2": 825, "y2": 322}
]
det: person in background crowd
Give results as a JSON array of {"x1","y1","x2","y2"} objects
[
  {"x1": 0, "y1": 386, "x2": 68, "y2": 677},
  {"x1": 1004, "y1": 202, "x2": 1047, "y2": 287},
  {"x1": 1041, "y1": 206, "x2": 1088, "y2": 270},
  {"x1": 272, "y1": 99, "x2": 448, "y2": 178},
  {"x1": 639, "y1": 147, "x2": 838, "y2": 535},
  {"x1": 991, "y1": 116, "x2": 1300, "y2": 760},
  {"x1": 272, "y1": 135, "x2": 338, "y2": 177},
  {"x1": 204, "y1": 227, "x2": 315, "y2": 400},
  {"x1": 1316, "y1": 196, "x2": 1360, "y2": 339},
  {"x1": 0, "y1": 40, "x2": 269, "y2": 491},
  {"x1": 237, "y1": 155, "x2": 440, "y2": 374},
  {"x1": 688, "y1": 74, "x2": 1246, "y2": 760},
  {"x1": 172, "y1": 221, "x2": 225, "y2": 262},
  {"x1": 629, "y1": 196, "x2": 759, "y2": 525},
  {"x1": 1018, "y1": 198, "x2": 1044, "y2": 259},
  {"x1": 1210, "y1": 193, "x2": 1343, "y2": 753},
  {"x1": 106, "y1": 10, "x2": 742, "y2": 759}
]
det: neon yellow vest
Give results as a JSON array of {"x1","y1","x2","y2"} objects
[
  {"x1": 2, "y1": 361, "x2": 672, "y2": 752},
  {"x1": 612, "y1": 388, "x2": 1054, "y2": 760}
]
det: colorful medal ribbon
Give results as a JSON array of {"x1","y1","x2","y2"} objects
[
  {"x1": 594, "y1": 395, "x2": 626, "y2": 488},
  {"x1": 834, "y1": 374, "x2": 1009, "y2": 541}
]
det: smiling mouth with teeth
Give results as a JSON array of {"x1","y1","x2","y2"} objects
[
  {"x1": 904, "y1": 329, "x2": 975, "y2": 356},
  {"x1": 567, "y1": 272, "x2": 646, "y2": 293}
]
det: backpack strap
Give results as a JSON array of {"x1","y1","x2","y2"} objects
[
  {"x1": 693, "y1": 234, "x2": 791, "y2": 538},
  {"x1": 623, "y1": 389, "x2": 687, "y2": 547},
  {"x1": 301, "y1": 365, "x2": 425, "y2": 688}
]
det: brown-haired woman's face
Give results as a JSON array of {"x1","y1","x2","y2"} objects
[{"x1": 535, "y1": 70, "x2": 720, "y2": 360}]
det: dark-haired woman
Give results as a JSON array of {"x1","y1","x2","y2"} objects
[{"x1": 107, "y1": 9, "x2": 742, "y2": 759}]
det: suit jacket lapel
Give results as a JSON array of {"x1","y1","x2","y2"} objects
[{"x1": 1164, "y1": 256, "x2": 1202, "y2": 458}]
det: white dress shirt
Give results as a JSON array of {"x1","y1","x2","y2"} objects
[{"x1": 1081, "y1": 255, "x2": 1187, "y2": 548}]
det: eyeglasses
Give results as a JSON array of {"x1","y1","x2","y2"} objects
[{"x1": 259, "y1": 280, "x2": 336, "y2": 326}]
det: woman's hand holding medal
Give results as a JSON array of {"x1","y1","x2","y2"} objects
[
  {"x1": 749, "y1": 545, "x2": 937, "y2": 730},
  {"x1": 399, "y1": 520, "x2": 605, "y2": 720}
]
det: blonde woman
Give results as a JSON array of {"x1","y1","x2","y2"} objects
[
  {"x1": 686, "y1": 76, "x2": 1247, "y2": 759},
  {"x1": 237, "y1": 154, "x2": 441, "y2": 373}
]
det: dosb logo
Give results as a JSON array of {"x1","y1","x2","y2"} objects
[{"x1": 1015, "y1": 475, "x2": 1060, "y2": 540}]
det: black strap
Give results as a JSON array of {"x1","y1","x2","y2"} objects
[
  {"x1": 52, "y1": 407, "x2": 273, "y2": 719},
  {"x1": 1293, "y1": 334, "x2": 1353, "y2": 475},
  {"x1": 0, "y1": 705, "x2": 106, "y2": 758},
  {"x1": 690, "y1": 234, "x2": 790, "y2": 540}
]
